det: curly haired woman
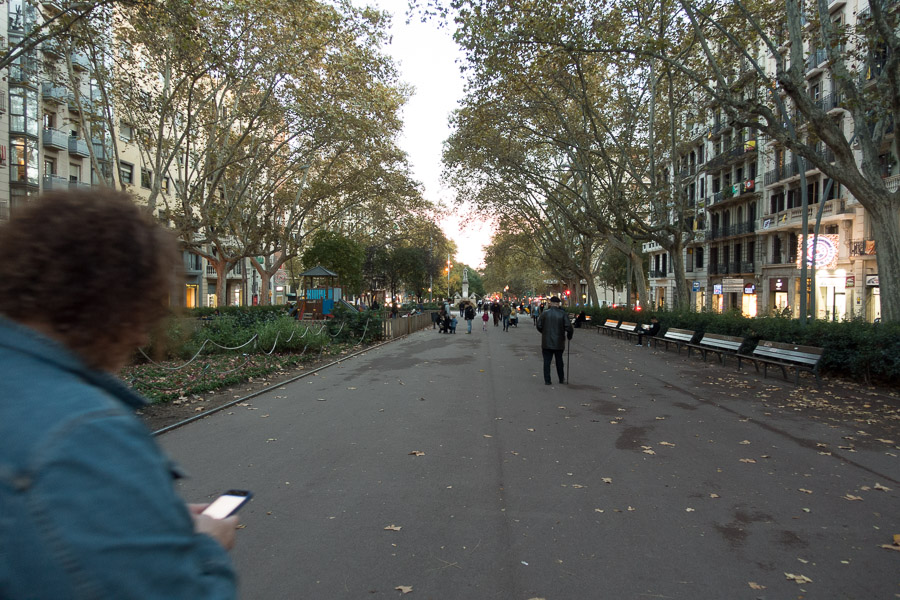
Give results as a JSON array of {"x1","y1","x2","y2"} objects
[{"x1": 0, "y1": 190, "x2": 238, "y2": 599}]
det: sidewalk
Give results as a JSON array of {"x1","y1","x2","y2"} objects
[{"x1": 159, "y1": 323, "x2": 900, "y2": 599}]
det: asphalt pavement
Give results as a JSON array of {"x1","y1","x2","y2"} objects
[{"x1": 160, "y1": 317, "x2": 900, "y2": 600}]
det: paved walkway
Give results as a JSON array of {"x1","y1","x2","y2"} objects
[{"x1": 160, "y1": 321, "x2": 900, "y2": 600}]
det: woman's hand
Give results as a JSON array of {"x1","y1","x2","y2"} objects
[{"x1": 188, "y1": 503, "x2": 239, "y2": 551}]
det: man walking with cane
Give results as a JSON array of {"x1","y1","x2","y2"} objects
[{"x1": 536, "y1": 296, "x2": 573, "y2": 386}]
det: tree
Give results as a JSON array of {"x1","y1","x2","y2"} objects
[
  {"x1": 442, "y1": 0, "x2": 900, "y2": 320},
  {"x1": 301, "y1": 231, "x2": 365, "y2": 295}
]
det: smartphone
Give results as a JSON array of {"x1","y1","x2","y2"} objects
[{"x1": 201, "y1": 490, "x2": 253, "y2": 519}]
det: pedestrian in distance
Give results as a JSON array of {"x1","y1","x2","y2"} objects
[
  {"x1": 0, "y1": 189, "x2": 239, "y2": 599},
  {"x1": 501, "y1": 302, "x2": 512, "y2": 331},
  {"x1": 536, "y1": 296, "x2": 574, "y2": 385},
  {"x1": 482, "y1": 308, "x2": 490, "y2": 331},
  {"x1": 465, "y1": 303, "x2": 476, "y2": 333},
  {"x1": 636, "y1": 316, "x2": 660, "y2": 346}
]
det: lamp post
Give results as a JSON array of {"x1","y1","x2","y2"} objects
[{"x1": 446, "y1": 254, "x2": 451, "y2": 299}]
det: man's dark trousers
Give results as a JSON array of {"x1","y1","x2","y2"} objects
[{"x1": 542, "y1": 348, "x2": 565, "y2": 384}]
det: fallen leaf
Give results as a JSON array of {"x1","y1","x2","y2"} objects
[
  {"x1": 874, "y1": 483, "x2": 892, "y2": 492},
  {"x1": 798, "y1": 488, "x2": 813, "y2": 494},
  {"x1": 347, "y1": 387, "x2": 357, "y2": 390},
  {"x1": 408, "y1": 451, "x2": 425, "y2": 456},
  {"x1": 710, "y1": 493, "x2": 720, "y2": 498},
  {"x1": 659, "y1": 441, "x2": 676, "y2": 447},
  {"x1": 739, "y1": 440, "x2": 751, "y2": 445},
  {"x1": 685, "y1": 507, "x2": 695, "y2": 512},
  {"x1": 395, "y1": 585, "x2": 413, "y2": 594},
  {"x1": 601, "y1": 478, "x2": 613, "y2": 484},
  {"x1": 527, "y1": 428, "x2": 535, "y2": 432},
  {"x1": 260, "y1": 414, "x2": 270, "y2": 418},
  {"x1": 572, "y1": 484, "x2": 585, "y2": 489},
  {"x1": 748, "y1": 582, "x2": 766, "y2": 590},
  {"x1": 842, "y1": 494, "x2": 863, "y2": 501},
  {"x1": 642, "y1": 449, "x2": 656, "y2": 455},
  {"x1": 880, "y1": 544, "x2": 900, "y2": 552},
  {"x1": 384, "y1": 525, "x2": 402, "y2": 531},
  {"x1": 627, "y1": 506, "x2": 636, "y2": 511},
  {"x1": 876, "y1": 438, "x2": 896, "y2": 444},
  {"x1": 784, "y1": 573, "x2": 813, "y2": 584},
  {"x1": 739, "y1": 458, "x2": 757, "y2": 464},
  {"x1": 483, "y1": 434, "x2": 493, "y2": 438},
  {"x1": 594, "y1": 508, "x2": 604, "y2": 513}
]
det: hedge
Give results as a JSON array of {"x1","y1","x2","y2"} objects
[{"x1": 571, "y1": 306, "x2": 899, "y2": 385}]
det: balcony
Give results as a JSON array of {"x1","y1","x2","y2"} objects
[
  {"x1": 42, "y1": 174, "x2": 69, "y2": 191},
  {"x1": 41, "y1": 82, "x2": 67, "y2": 103},
  {"x1": 69, "y1": 180, "x2": 91, "y2": 190},
  {"x1": 849, "y1": 239, "x2": 876, "y2": 257},
  {"x1": 206, "y1": 265, "x2": 217, "y2": 277},
  {"x1": 41, "y1": 38, "x2": 63, "y2": 57},
  {"x1": 67, "y1": 94, "x2": 93, "y2": 113},
  {"x1": 71, "y1": 51, "x2": 90, "y2": 71},
  {"x1": 42, "y1": 127, "x2": 69, "y2": 150},
  {"x1": 68, "y1": 136, "x2": 90, "y2": 156},
  {"x1": 650, "y1": 269, "x2": 669, "y2": 278},
  {"x1": 709, "y1": 220, "x2": 756, "y2": 240},
  {"x1": 806, "y1": 48, "x2": 828, "y2": 75},
  {"x1": 763, "y1": 197, "x2": 848, "y2": 228},
  {"x1": 821, "y1": 91, "x2": 843, "y2": 112}
]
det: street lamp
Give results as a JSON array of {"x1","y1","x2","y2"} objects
[{"x1": 446, "y1": 254, "x2": 451, "y2": 299}]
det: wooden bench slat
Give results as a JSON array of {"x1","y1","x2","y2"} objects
[{"x1": 751, "y1": 340, "x2": 824, "y2": 385}]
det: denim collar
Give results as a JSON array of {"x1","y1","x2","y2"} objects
[{"x1": 0, "y1": 314, "x2": 148, "y2": 409}]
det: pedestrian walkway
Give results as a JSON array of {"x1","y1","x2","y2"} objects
[{"x1": 160, "y1": 322, "x2": 900, "y2": 599}]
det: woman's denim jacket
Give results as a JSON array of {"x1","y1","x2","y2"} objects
[{"x1": 0, "y1": 317, "x2": 236, "y2": 599}]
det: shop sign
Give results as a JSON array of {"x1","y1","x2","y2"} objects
[
  {"x1": 845, "y1": 275, "x2": 855, "y2": 288},
  {"x1": 770, "y1": 277, "x2": 789, "y2": 292},
  {"x1": 713, "y1": 284, "x2": 723, "y2": 295},
  {"x1": 796, "y1": 234, "x2": 839, "y2": 269},
  {"x1": 866, "y1": 275, "x2": 879, "y2": 287},
  {"x1": 744, "y1": 284, "x2": 757, "y2": 294},
  {"x1": 692, "y1": 281, "x2": 701, "y2": 292},
  {"x1": 723, "y1": 277, "x2": 744, "y2": 292}
]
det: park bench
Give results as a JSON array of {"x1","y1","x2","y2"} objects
[
  {"x1": 602, "y1": 319, "x2": 620, "y2": 335},
  {"x1": 747, "y1": 340, "x2": 824, "y2": 385},
  {"x1": 616, "y1": 321, "x2": 639, "y2": 341},
  {"x1": 697, "y1": 333, "x2": 744, "y2": 365},
  {"x1": 652, "y1": 328, "x2": 699, "y2": 355}
]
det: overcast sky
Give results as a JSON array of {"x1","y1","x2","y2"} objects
[{"x1": 374, "y1": 0, "x2": 493, "y2": 268}]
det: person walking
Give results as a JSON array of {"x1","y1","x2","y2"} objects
[
  {"x1": 464, "y1": 303, "x2": 476, "y2": 334},
  {"x1": 482, "y1": 308, "x2": 490, "y2": 331},
  {"x1": 536, "y1": 296, "x2": 573, "y2": 385},
  {"x1": 501, "y1": 302, "x2": 512, "y2": 331},
  {"x1": 0, "y1": 190, "x2": 239, "y2": 599}
]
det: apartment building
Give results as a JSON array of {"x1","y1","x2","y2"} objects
[
  {"x1": 644, "y1": 0, "x2": 893, "y2": 322},
  {"x1": 2, "y1": 0, "x2": 258, "y2": 308}
]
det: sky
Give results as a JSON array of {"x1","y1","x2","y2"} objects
[{"x1": 374, "y1": 0, "x2": 493, "y2": 269}]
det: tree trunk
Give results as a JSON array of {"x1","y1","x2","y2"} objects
[
  {"x1": 629, "y1": 250, "x2": 648, "y2": 306},
  {"x1": 251, "y1": 254, "x2": 291, "y2": 306},
  {"x1": 669, "y1": 238, "x2": 689, "y2": 310},
  {"x1": 869, "y1": 200, "x2": 900, "y2": 322}
]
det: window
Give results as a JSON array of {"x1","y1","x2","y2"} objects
[
  {"x1": 69, "y1": 163, "x2": 81, "y2": 183},
  {"x1": 161, "y1": 176, "x2": 170, "y2": 193},
  {"x1": 43, "y1": 113, "x2": 56, "y2": 129},
  {"x1": 120, "y1": 162, "x2": 134, "y2": 185},
  {"x1": 10, "y1": 86, "x2": 38, "y2": 137},
  {"x1": 141, "y1": 168, "x2": 152, "y2": 189},
  {"x1": 11, "y1": 137, "x2": 39, "y2": 185},
  {"x1": 120, "y1": 123, "x2": 133, "y2": 142},
  {"x1": 696, "y1": 247, "x2": 704, "y2": 269},
  {"x1": 44, "y1": 157, "x2": 56, "y2": 176}
]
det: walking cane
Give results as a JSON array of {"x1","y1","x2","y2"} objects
[{"x1": 566, "y1": 336, "x2": 570, "y2": 384}]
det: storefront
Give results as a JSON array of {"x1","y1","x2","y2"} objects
[
  {"x1": 742, "y1": 283, "x2": 758, "y2": 317},
  {"x1": 769, "y1": 277, "x2": 790, "y2": 316},
  {"x1": 866, "y1": 275, "x2": 881, "y2": 321},
  {"x1": 185, "y1": 284, "x2": 199, "y2": 308}
]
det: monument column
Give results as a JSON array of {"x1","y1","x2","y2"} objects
[{"x1": 462, "y1": 268, "x2": 469, "y2": 299}]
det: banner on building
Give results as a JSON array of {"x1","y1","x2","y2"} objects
[{"x1": 796, "y1": 234, "x2": 839, "y2": 269}]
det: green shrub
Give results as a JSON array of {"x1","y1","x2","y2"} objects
[{"x1": 577, "y1": 306, "x2": 899, "y2": 384}]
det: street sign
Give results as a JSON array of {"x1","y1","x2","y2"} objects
[{"x1": 691, "y1": 281, "x2": 701, "y2": 292}]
